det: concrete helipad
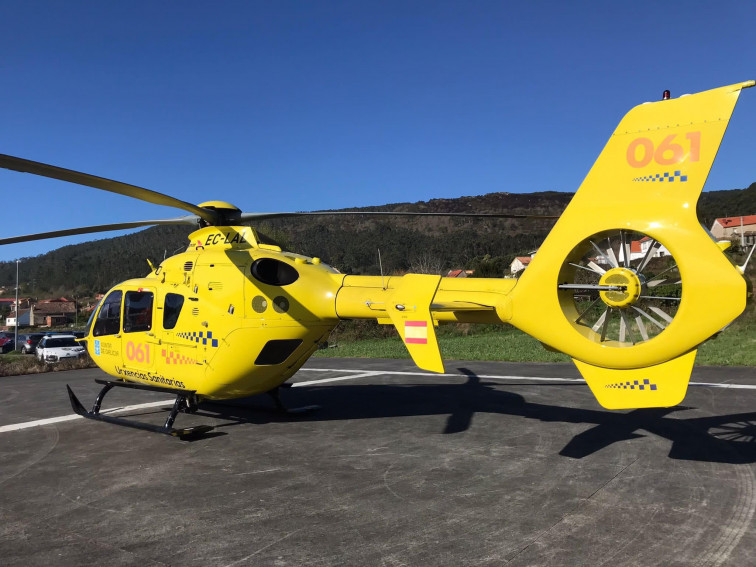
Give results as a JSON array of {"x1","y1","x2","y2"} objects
[{"x1": 1, "y1": 358, "x2": 755, "y2": 566}]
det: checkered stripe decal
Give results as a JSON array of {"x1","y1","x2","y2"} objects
[
  {"x1": 633, "y1": 171, "x2": 687, "y2": 182},
  {"x1": 161, "y1": 349, "x2": 197, "y2": 365},
  {"x1": 605, "y1": 378, "x2": 658, "y2": 391},
  {"x1": 176, "y1": 331, "x2": 219, "y2": 347}
]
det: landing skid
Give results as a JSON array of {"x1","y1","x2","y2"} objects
[{"x1": 67, "y1": 379, "x2": 214, "y2": 439}]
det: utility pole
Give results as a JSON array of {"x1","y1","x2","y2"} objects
[{"x1": 14, "y1": 260, "x2": 19, "y2": 351}]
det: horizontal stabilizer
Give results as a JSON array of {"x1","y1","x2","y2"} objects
[
  {"x1": 573, "y1": 350, "x2": 697, "y2": 409},
  {"x1": 387, "y1": 274, "x2": 444, "y2": 373}
]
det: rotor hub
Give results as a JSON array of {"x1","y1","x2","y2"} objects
[
  {"x1": 198, "y1": 201, "x2": 242, "y2": 225},
  {"x1": 599, "y1": 267, "x2": 643, "y2": 308}
]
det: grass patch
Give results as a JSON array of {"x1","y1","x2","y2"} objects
[
  {"x1": 697, "y1": 316, "x2": 756, "y2": 365},
  {"x1": 316, "y1": 323, "x2": 570, "y2": 363},
  {"x1": 317, "y1": 311, "x2": 756, "y2": 366}
]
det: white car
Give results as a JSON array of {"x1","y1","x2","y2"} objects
[{"x1": 36, "y1": 335, "x2": 85, "y2": 363}]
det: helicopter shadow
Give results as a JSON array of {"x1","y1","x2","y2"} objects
[{"x1": 196, "y1": 367, "x2": 756, "y2": 464}]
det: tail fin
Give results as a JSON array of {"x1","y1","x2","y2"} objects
[
  {"x1": 565, "y1": 81, "x2": 754, "y2": 210},
  {"x1": 507, "y1": 81, "x2": 752, "y2": 406}
]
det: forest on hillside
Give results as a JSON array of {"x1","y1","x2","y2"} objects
[{"x1": 0, "y1": 183, "x2": 753, "y2": 299}]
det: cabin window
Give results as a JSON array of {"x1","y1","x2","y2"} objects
[
  {"x1": 250, "y1": 258, "x2": 299, "y2": 286},
  {"x1": 93, "y1": 291, "x2": 122, "y2": 337},
  {"x1": 85, "y1": 298, "x2": 103, "y2": 336},
  {"x1": 163, "y1": 293, "x2": 185, "y2": 330},
  {"x1": 124, "y1": 291, "x2": 154, "y2": 333}
]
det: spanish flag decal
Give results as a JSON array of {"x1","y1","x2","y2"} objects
[{"x1": 404, "y1": 321, "x2": 428, "y2": 344}]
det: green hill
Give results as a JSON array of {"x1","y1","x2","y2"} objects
[{"x1": 0, "y1": 184, "x2": 754, "y2": 299}]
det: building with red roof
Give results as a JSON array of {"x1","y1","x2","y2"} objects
[{"x1": 710, "y1": 215, "x2": 756, "y2": 247}]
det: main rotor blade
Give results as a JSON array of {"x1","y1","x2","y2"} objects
[
  {"x1": 239, "y1": 211, "x2": 560, "y2": 221},
  {"x1": 0, "y1": 217, "x2": 199, "y2": 246},
  {"x1": 0, "y1": 154, "x2": 218, "y2": 224}
]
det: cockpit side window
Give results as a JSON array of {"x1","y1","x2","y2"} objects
[
  {"x1": 93, "y1": 291, "x2": 123, "y2": 337},
  {"x1": 163, "y1": 293, "x2": 184, "y2": 330},
  {"x1": 124, "y1": 291, "x2": 154, "y2": 333},
  {"x1": 85, "y1": 298, "x2": 103, "y2": 336}
]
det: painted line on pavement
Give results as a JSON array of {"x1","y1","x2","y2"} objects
[
  {"x1": 291, "y1": 371, "x2": 387, "y2": 387},
  {"x1": 0, "y1": 399, "x2": 172, "y2": 434},
  {"x1": 297, "y1": 368, "x2": 756, "y2": 390},
  {"x1": 3, "y1": 368, "x2": 755, "y2": 434}
]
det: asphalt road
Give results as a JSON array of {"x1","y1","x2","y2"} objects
[{"x1": 1, "y1": 359, "x2": 755, "y2": 566}]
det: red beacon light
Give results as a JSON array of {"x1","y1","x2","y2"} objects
[{"x1": 662, "y1": 89, "x2": 671, "y2": 100}]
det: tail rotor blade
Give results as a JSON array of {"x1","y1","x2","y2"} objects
[
  {"x1": 620, "y1": 230, "x2": 631, "y2": 268},
  {"x1": 591, "y1": 308, "x2": 609, "y2": 333}
]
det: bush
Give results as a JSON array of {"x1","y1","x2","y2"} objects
[{"x1": 0, "y1": 352, "x2": 96, "y2": 377}]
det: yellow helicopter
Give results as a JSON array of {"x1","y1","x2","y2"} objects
[{"x1": 0, "y1": 80, "x2": 753, "y2": 438}]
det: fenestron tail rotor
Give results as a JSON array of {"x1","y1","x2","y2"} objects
[{"x1": 558, "y1": 230, "x2": 682, "y2": 346}]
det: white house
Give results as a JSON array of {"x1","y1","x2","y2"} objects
[
  {"x1": 608, "y1": 237, "x2": 670, "y2": 265},
  {"x1": 510, "y1": 256, "x2": 532, "y2": 274},
  {"x1": 6, "y1": 309, "x2": 30, "y2": 327},
  {"x1": 710, "y1": 215, "x2": 756, "y2": 247}
]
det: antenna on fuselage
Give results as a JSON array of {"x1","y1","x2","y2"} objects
[{"x1": 378, "y1": 248, "x2": 386, "y2": 290}]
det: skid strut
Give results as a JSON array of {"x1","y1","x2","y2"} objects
[{"x1": 67, "y1": 379, "x2": 214, "y2": 439}]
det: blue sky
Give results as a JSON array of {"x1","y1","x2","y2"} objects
[{"x1": 1, "y1": 1, "x2": 755, "y2": 262}]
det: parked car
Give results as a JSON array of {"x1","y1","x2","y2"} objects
[
  {"x1": 0, "y1": 337, "x2": 14, "y2": 354},
  {"x1": 19, "y1": 333, "x2": 46, "y2": 354},
  {"x1": 35, "y1": 335, "x2": 86, "y2": 363}
]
